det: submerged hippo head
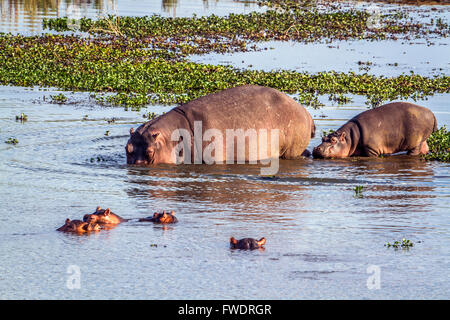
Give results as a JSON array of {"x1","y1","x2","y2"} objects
[
  {"x1": 125, "y1": 126, "x2": 175, "y2": 165},
  {"x1": 83, "y1": 207, "x2": 124, "y2": 225},
  {"x1": 313, "y1": 131, "x2": 349, "y2": 159},
  {"x1": 57, "y1": 218, "x2": 101, "y2": 233},
  {"x1": 139, "y1": 211, "x2": 178, "y2": 224},
  {"x1": 230, "y1": 237, "x2": 266, "y2": 250}
]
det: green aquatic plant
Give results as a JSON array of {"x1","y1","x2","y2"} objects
[
  {"x1": 5, "y1": 137, "x2": 19, "y2": 145},
  {"x1": 424, "y1": 126, "x2": 450, "y2": 162},
  {"x1": 104, "y1": 130, "x2": 110, "y2": 136},
  {"x1": 42, "y1": 7, "x2": 449, "y2": 44},
  {"x1": 89, "y1": 156, "x2": 106, "y2": 162},
  {"x1": 328, "y1": 93, "x2": 353, "y2": 105},
  {"x1": 15, "y1": 113, "x2": 28, "y2": 122},
  {"x1": 1, "y1": 34, "x2": 449, "y2": 109},
  {"x1": 354, "y1": 185, "x2": 364, "y2": 197},
  {"x1": 385, "y1": 238, "x2": 414, "y2": 249},
  {"x1": 143, "y1": 112, "x2": 158, "y2": 120},
  {"x1": 321, "y1": 129, "x2": 335, "y2": 137},
  {"x1": 50, "y1": 93, "x2": 68, "y2": 104}
]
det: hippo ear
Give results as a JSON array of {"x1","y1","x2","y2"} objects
[
  {"x1": 130, "y1": 128, "x2": 134, "y2": 135},
  {"x1": 96, "y1": 206, "x2": 101, "y2": 212},
  {"x1": 257, "y1": 237, "x2": 266, "y2": 246},
  {"x1": 153, "y1": 212, "x2": 159, "y2": 218},
  {"x1": 230, "y1": 237, "x2": 238, "y2": 245},
  {"x1": 104, "y1": 208, "x2": 111, "y2": 216},
  {"x1": 170, "y1": 211, "x2": 175, "y2": 216},
  {"x1": 65, "y1": 218, "x2": 71, "y2": 225},
  {"x1": 339, "y1": 132, "x2": 346, "y2": 142}
]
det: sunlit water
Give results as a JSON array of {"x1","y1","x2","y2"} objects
[{"x1": 0, "y1": 0, "x2": 450, "y2": 299}]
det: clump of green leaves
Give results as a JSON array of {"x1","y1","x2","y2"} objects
[
  {"x1": 15, "y1": 113, "x2": 28, "y2": 122},
  {"x1": 423, "y1": 126, "x2": 449, "y2": 162},
  {"x1": 385, "y1": 238, "x2": 414, "y2": 249},
  {"x1": 354, "y1": 185, "x2": 364, "y2": 197},
  {"x1": 90, "y1": 156, "x2": 106, "y2": 162},
  {"x1": 50, "y1": 93, "x2": 68, "y2": 104},
  {"x1": 328, "y1": 94, "x2": 353, "y2": 105},
  {"x1": 5, "y1": 137, "x2": 19, "y2": 145},
  {"x1": 321, "y1": 129, "x2": 335, "y2": 137},
  {"x1": 143, "y1": 112, "x2": 157, "y2": 120}
]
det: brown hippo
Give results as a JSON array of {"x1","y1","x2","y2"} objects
[
  {"x1": 83, "y1": 207, "x2": 125, "y2": 225},
  {"x1": 126, "y1": 85, "x2": 315, "y2": 167},
  {"x1": 313, "y1": 102, "x2": 437, "y2": 158},
  {"x1": 57, "y1": 218, "x2": 101, "y2": 233},
  {"x1": 139, "y1": 211, "x2": 178, "y2": 224},
  {"x1": 230, "y1": 237, "x2": 266, "y2": 250}
]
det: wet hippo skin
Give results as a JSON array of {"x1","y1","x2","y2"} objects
[
  {"x1": 230, "y1": 237, "x2": 266, "y2": 250},
  {"x1": 313, "y1": 102, "x2": 437, "y2": 158},
  {"x1": 57, "y1": 218, "x2": 101, "y2": 233},
  {"x1": 139, "y1": 211, "x2": 178, "y2": 224},
  {"x1": 83, "y1": 207, "x2": 126, "y2": 225},
  {"x1": 126, "y1": 85, "x2": 315, "y2": 165}
]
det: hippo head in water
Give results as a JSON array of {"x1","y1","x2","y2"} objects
[
  {"x1": 57, "y1": 219, "x2": 101, "y2": 233},
  {"x1": 139, "y1": 211, "x2": 178, "y2": 224},
  {"x1": 83, "y1": 207, "x2": 124, "y2": 225},
  {"x1": 125, "y1": 126, "x2": 176, "y2": 165},
  {"x1": 313, "y1": 131, "x2": 350, "y2": 159},
  {"x1": 230, "y1": 237, "x2": 266, "y2": 250}
]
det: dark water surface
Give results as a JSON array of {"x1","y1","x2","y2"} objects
[{"x1": 0, "y1": 0, "x2": 450, "y2": 299}]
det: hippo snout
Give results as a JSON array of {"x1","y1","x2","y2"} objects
[
  {"x1": 133, "y1": 159, "x2": 148, "y2": 165},
  {"x1": 313, "y1": 146, "x2": 325, "y2": 158}
]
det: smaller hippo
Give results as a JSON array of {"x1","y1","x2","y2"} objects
[
  {"x1": 313, "y1": 102, "x2": 437, "y2": 158},
  {"x1": 83, "y1": 207, "x2": 125, "y2": 225},
  {"x1": 230, "y1": 237, "x2": 266, "y2": 250},
  {"x1": 139, "y1": 211, "x2": 178, "y2": 224},
  {"x1": 57, "y1": 218, "x2": 101, "y2": 233}
]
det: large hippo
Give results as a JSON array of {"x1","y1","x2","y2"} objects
[
  {"x1": 126, "y1": 85, "x2": 315, "y2": 167},
  {"x1": 313, "y1": 102, "x2": 437, "y2": 158}
]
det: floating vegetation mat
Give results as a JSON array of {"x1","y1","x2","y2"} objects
[
  {"x1": 424, "y1": 126, "x2": 450, "y2": 162},
  {"x1": 0, "y1": 33, "x2": 449, "y2": 109}
]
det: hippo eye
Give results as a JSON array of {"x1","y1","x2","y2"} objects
[
  {"x1": 151, "y1": 132, "x2": 160, "y2": 140},
  {"x1": 331, "y1": 137, "x2": 338, "y2": 144}
]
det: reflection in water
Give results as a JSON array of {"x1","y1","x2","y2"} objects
[
  {"x1": 325, "y1": 155, "x2": 437, "y2": 213},
  {"x1": 359, "y1": 156, "x2": 436, "y2": 212},
  {"x1": 161, "y1": 0, "x2": 255, "y2": 17},
  {"x1": 124, "y1": 161, "x2": 313, "y2": 223},
  {"x1": 0, "y1": 0, "x2": 116, "y2": 33}
]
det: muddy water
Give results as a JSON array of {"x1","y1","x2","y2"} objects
[{"x1": 1, "y1": 0, "x2": 450, "y2": 299}]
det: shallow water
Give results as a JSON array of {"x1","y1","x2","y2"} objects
[
  {"x1": 1, "y1": 0, "x2": 450, "y2": 300},
  {"x1": 1, "y1": 86, "x2": 449, "y2": 299}
]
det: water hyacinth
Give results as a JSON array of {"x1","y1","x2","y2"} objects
[
  {"x1": 0, "y1": 34, "x2": 449, "y2": 109},
  {"x1": 423, "y1": 126, "x2": 450, "y2": 162}
]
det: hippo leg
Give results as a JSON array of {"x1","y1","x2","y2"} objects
[
  {"x1": 301, "y1": 149, "x2": 311, "y2": 157},
  {"x1": 364, "y1": 147, "x2": 380, "y2": 157},
  {"x1": 408, "y1": 141, "x2": 429, "y2": 155}
]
